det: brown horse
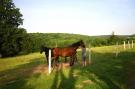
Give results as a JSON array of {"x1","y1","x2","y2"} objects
[
  {"x1": 40, "y1": 45, "x2": 69, "y2": 66},
  {"x1": 52, "y1": 40, "x2": 85, "y2": 66}
]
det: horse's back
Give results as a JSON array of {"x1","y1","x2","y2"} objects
[{"x1": 53, "y1": 47, "x2": 76, "y2": 57}]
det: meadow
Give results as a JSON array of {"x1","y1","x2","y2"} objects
[{"x1": 0, "y1": 45, "x2": 135, "y2": 89}]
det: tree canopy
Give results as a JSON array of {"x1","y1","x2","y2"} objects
[{"x1": 0, "y1": 0, "x2": 30, "y2": 57}]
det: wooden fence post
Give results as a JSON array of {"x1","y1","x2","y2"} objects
[
  {"x1": 123, "y1": 41, "x2": 126, "y2": 50},
  {"x1": 132, "y1": 40, "x2": 134, "y2": 48},
  {"x1": 128, "y1": 41, "x2": 130, "y2": 49}
]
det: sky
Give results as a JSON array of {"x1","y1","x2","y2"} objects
[{"x1": 14, "y1": 0, "x2": 135, "y2": 36}]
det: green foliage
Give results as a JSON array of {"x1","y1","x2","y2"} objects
[
  {"x1": 91, "y1": 37, "x2": 108, "y2": 47},
  {"x1": 0, "y1": 0, "x2": 30, "y2": 57},
  {"x1": 0, "y1": 0, "x2": 23, "y2": 27},
  {"x1": 0, "y1": 28, "x2": 29, "y2": 57},
  {"x1": 106, "y1": 32, "x2": 129, "y2": 45},
  {"x1": 107, "y1": 33, "x2": 118, "y2": 45}
]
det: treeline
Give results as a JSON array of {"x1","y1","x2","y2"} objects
[{"x1": 25, "y1": 33, "x2": 134, "y2": 52}]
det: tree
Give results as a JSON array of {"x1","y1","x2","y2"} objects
[
  {"x1": 0, "y1": 0, "x2": 28, "y2": 57},
  {"x1": 0, "y1": 0, "x2": 23, "y2": 27},
  {"x1": 107, "y1": 31, "x2": 118, "y2": 45}
]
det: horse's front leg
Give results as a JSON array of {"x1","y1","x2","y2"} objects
[
  {"x1": 46, "y1": 55, "x2": 49, "y2": 65},
  {"x1": 51, "y1": 57, "x2": 54, "y2": 67},
  {"x1": 54, "y1": 56, "x2": 59, "y2": 67},
  {"x1": 72, "y1": 55, "x2": 75, "y2": 65}
]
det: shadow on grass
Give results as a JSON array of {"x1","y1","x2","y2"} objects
[
  {"x1": 80, "y1": 50, "x2": 135, "y2": 89},
  {"x1": 50, "y1": 50, "x2": 135, "y2": 89},
  {"x1": 0, "y1": 57, "x2": 44, "y2": 89},
  {"x1": 51, "y1": 63, "x2": 76, "y2": 89}
]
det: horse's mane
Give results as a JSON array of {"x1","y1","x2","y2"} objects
[
  {"x1": 41, "y1": 40, "x2": 84, "y2": 51},
  {"x1": 68, "y1": 40, "x2": 83, "y2": 47}
]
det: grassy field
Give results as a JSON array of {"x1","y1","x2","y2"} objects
[{"x1": 0, "y1": 45, "x2": 135, "y2": 89}]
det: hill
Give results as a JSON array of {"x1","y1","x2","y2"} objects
[{"x1": 27, "y1": 33, "x2": 130, "y2": 52}]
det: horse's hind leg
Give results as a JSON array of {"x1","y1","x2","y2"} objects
[
  {"x1": 69, "y1": 56, "x2": 74, "y2": 66},
  {"x1": 64, "y1": 57, "x2": 67, "y2": 63},
  {"x1": 54, "y1": 56, "x2": 59, "y2": 67},
  {"x1": 69, "y1": 57, "x2": 72, "y2": 66},
  {"x1": 74, "y1": 54, "x2": 78, "y2": 63},
  {"x1": 51, "y1": 58, "x2": 54, "y2": 67}
]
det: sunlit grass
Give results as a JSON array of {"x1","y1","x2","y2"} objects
[
  {"x1": 0, "y1": 44, "x2": 135, "y2": 89},
  {"x1": 0, "y1": 53, "x2": 44, "y2": 71}
]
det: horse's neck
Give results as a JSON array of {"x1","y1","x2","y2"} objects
[
  {"x1": 74, "y1": 46, "x2": 79, "y2": 50},
  {"x1": 71, "y1": 43, "x2": 78, "y2": 46}
]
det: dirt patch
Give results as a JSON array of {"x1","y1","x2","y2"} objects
[
  {"x1": 32, "y1": 65, "x2": 48, "y2": 74},
  {"x1": 76, "y1": 84, "x2": 83, "y2": 89},
  {"x1": 62, "y1": 63, "x2": 70, "y2": 67},
  {"x1": 73, "y1": 73, "x2": 79, "y2": 77},
  {"x1": 32, "y1": 63, "x2": 70, "y2": 73},
  {"x1": 82, "y1": 80, "x2": 93, "y2": 84},
  {"x1": 72, "y1": 72, "x2": 80, "y2": 77},
  {"x1": 132, "y1": 60, "x2": 135, "y2": 64},
  {"x1": 58, "y1": 63, "x2": 70, "y2": 69}
]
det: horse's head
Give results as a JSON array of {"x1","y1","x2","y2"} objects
[
  {"x1": 69, "y1": 40, "x2": 85, "y2": 48},
  {"x1": 40, "y1": 45, "x2": 51, "y2": 54},
  {"x1": 78, "y1": 40, "x2": 85, "y2": 48},
  {"x1": 40, "y1": 45, "x2": 44, "y2": 54}
]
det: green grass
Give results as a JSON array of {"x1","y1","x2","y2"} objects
[{"x1": 0, "y1": 45, "x2": 135, "y2": 89}]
